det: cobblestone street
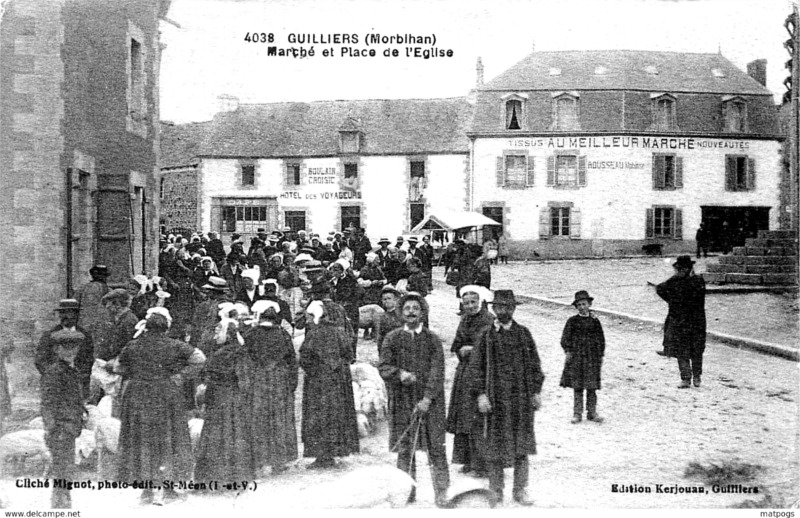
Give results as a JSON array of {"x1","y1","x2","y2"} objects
[{"x1": 2, "y1": 281, "x2": 797, "y2": 510}]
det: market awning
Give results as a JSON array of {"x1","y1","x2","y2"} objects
[{"x1": 411, "y1": 210, "x2": 501, "y2": 232}]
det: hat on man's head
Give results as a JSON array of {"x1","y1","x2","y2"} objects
[
  {"x1": 55, "y1": 299, "x2": 80, "y2": 312},
  {"x1": 396, "y1": 236, "x2": 404, "y2": 242},
  {"x1": 381, "y1": 284, "x2": 401, "y2": 297},
  {"x1": 89, "y1": 265, "x2": 109, "y2": 277},
  {"x1": 378, "y1": 237, "x2": 391, "y2": 245},
  {"x1": 408, "y1": 236, "x2": 418, "y2": 243},
  {"x1": 571, "y1": 290, "x2": 594, "y2": 306},
  {"x1": 202, "y1": 276, "x2": 228, "y2": 292},
  {"x1": 50, "y1": 329, "x2": 85, "y2": 347},
  {"x1": 303, "y1": 260, "x2": 324, "y2": 273},
  {"x1": 673, "y1": 255, "x2": 696, "y2": 269},
  {"x1": 490, "y1": 290, "x2": 520, "y2": 306},
  {"x1": 281, "y1": 226, "x2": 292, "y2": 233},
  {"x1": 257, "y1": 228, "x2": 266, "y2": 233}
]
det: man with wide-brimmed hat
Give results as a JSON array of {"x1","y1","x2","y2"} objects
[
  {"x1": 100, "y1": 289, "x2": 140, "y2": 362},
  {"x1": 35, "y1": 299, "x2": 94, "y2": 399},
  {"x1": 376, "y1": 237, "x2": 392, "y2": 269},
  {"x1": 467, "y1": 289, "x2": 544, "y2": 506},
  {"x1": 375, "y1": 285, "x2": 403, "y2": 348},
  {"x1": 189, "y1": 276, "x2": 230, "y2": 350},
  {"x1": 656, "y1": 255, "x2": 707, "y2": 388},
  {"x1": 41, "y1": 328, "x2": 86, "y2": 508},
  {"x1": 379, "y1": 292, "x2": 450, "y2": 507}
]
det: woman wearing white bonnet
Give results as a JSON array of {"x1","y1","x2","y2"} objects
[{"x1": 446, "y1": 285, "x2": 496, "y2": 477}]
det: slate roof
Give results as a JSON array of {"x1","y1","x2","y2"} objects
[
  {"x1": 483, "y1": 50, "x2": 774, "y2": 96},
  {"x1": 195, "y1": 98, "x2": 472, "y2": 158},
  {"x1": 160, "y1": 121, "x2": 212, "y2": 168}
]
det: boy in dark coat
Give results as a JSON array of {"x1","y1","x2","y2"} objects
[
  {"x1": 379, "y1": 293, "x2": 450, "y2": 507},
  {"x1": 468, "y1": 290, "x2": 544, "y2": 506},
  {"x1": 559, "y1": 290, "x2": 606, "y2": 424},
  {"x1": 41, "y1": 329, "x2": 86, "y2": 508}
]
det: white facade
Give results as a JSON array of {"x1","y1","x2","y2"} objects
[
  {"x1": 472, "y1": 135, "x2": 781, "y2": 256},
  {"x1": 197, "y1": 153, "x2": 469, "y2": 239}
]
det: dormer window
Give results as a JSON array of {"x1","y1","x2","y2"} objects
[
  {"x1": 722, "y1": 96, "x2": 747, "y2": 133},
  {"x1": 502, "y1": 93, "x2": 528, "y2": 130},
  {"x1": 552, "y1": 92, "x2": 580, "y2": 131},
  {"x1": 340, "y1": 131, "x2": 360, "y2": 153},
  {"x1": 712, "y1": 68, "x2": 726, "y2": 78},
  {"x1": 594, "y1": 65, "x2": 609, "y2": 76},
  {"x1": 549, "y1": 67, "x2": 561, "y2": 76},
  {"x1": 644, "y1": 65, "x2": 658, "y2": 75},
  {"x1": 650, "y1": 93, "x2": 678, "y2": 131}
]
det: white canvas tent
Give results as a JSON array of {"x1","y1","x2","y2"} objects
[{"x1": 411, "y1": 210, "x2": 501, "y2": 256}]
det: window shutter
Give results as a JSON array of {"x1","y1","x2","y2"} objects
[
  {"x1": 300, "y1": 163, "x2": 307, "y2": 185},
  {"x1": 652, "y1": 155, "x2": 658, "y2": 189},
  {"x1": 526, "y1": 156, "x2": 535, "y2": 186},
  {"x1": 539, "y1": 207, "x2": 550, "y2": 239},
  {"x1": 569, "y1": 207, "x2": 581, "y2": 239},
  {"x1": 285, "y1": 164, "x2": 292, "y2": 185},
  {"x1": 675, "y1": 156, "x2": 683, "y2": 188},
  {"x1": 547, "y1": 156, "x2": 555, "y2": 186},
  {"x1": 673, "y1": 209, "x2": 683, "y2": 240},
  {"x1": 747, "y1": 158, "x2": 756, "y2": 190},
  {"x1": 578, "y1": 155, "x2": 587, "y2": 186},
  {"x1": 653, "y1": 155, "x2": 665, "y2": 190},
  {"x1": 496, "y1": 157, "x2": 505, "y2": 187},
  {"x1": 725, "y1": 156, "x2": 735, "y2": 191},
  {"x1": 645, "y1": 208, "x2": 654, "y2": 238}
]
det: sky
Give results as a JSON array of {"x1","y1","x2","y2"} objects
[{"x1": 159, "y1": 0, "x2": 798, "y2": 123}]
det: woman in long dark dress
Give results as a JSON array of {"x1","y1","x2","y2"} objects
[
  {"x1": 446, "y1": 285, "x2": 494, "y2": 476},
  {"x1": 194, "y1": 303, "x2": 258, "y2": 482},
  {"x1": 298, "y1": 298, "x2": 360, "y2": 469},
  {"x1": 117, "y1": 309, "x2": 205, "y2": 505},
  {"x1": 245, "y1": 300, "x2": 299, "y2": 473}
]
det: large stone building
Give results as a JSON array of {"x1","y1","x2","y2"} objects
[
  {"x1": 0, "y1": 0, "x2": 167, "y2": 354},
  {"x1": 162, "y1": 50, "x2": 784, "y2": 259},
  {"x1": 469, "y1": 50, "x2": 783, "y2": 258},
  {"x1": 160, "y1": 98, "x2": 472, "y2": 241}
]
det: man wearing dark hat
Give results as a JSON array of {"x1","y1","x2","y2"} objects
[
  {"x1": 379, "y1": 292, "x2": 450, "y2": 507},
  {"x1": 376, "y1": 285, "x2": 403, "y2": 348},
  {"x1": 36, "y1": 300, "x2": 94, "y2": 399},
  {"x1": 100, "y1": 289, "x2": 139, "y2": 362},
  {"x1": 206, "y1": 231, "x2": 226, "y2": 267},
  {"x1": 394, "y1": 235, "x2": 405, "y2": 250},
  {"x1": 41, "y1": 329, "x2": 86, "y2": 508},
  {"x1": 190, "y1": 276, "x2": 230, "y2": 350},
  {"x1": 656, "y1": 255, "x2": 707, "y2": 388},
  {"x1": 419, "y1": 235, "x2": 435, "y2": 291},
  {"x1": 468, "y1": 290, "x2": 544, "y2": 506},
  {"x1": 77, "y1": 265, "x2": 111, "y2": 350},
  {"x1": 350, "y1": 227, "x2": 372, "y2": 271}
]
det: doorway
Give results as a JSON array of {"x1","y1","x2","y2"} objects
[{"x1": 700, "y1": 206, "x2": 770, "y2": 251}]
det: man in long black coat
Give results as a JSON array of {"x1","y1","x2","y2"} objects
[
  {"x1": 656, "y1": 255, "x2": 707, "y2": 388},
  {"x1": 467, "y1": 290, "x2": 544, "y2": 506}
]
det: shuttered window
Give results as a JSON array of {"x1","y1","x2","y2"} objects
[
  {"x1": 554, "y1": 95, "x2": 579, "y2": 130},
  {"x1": 646, "y1": 206, "x2": 683, "y2": 240},
  {"x1": 546, "y1": 153, "x2": 587, "y2": 187},
  {"x1": 724, "y1": 100, "x2": 747, "y2": 132},
  {"x1": 652, "y1": 154, "x2": 683, "y2": 190},
  {"x1": 241, "y1": 163, "x2": 255, "y2": 186},
  {"x1": 652, "y1": 95, "x2": 678, "y2": 130},
  {"x1": 541, "y1": 203, "x2": 581, "y2": 239},
  {"x1": 506, "y1": 100, "x2": 522, "y2": 130},
  {"x1": 725, "y1": 155, "x2": 755, "y2": 191},
  {"x1": 286, "y1": 163, "x2": 302, "y2": 186},
  {"x1": 496, "y1": 154, "x2": 535, "y2": 188}
]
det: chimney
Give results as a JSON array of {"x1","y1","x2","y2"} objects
[
  {"x1": 217, "y1": 94, "x2": 239, "y2": 113},
  {"x1": 747, "y1": 59, "x2": 767, "y2": 87},
  {"x1": 532, "y1": 40, "x2": 535, "y2": 53},
  {"x1": 476, "y1": 57, "x2": 484, "y2": 87}
]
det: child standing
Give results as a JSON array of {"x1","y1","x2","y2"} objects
[
  {"x1": 41, "y1": 329, "x2": 86, "y2": 508},
  {"x1": 559, "y1": 291, "x2": 606, "y2": 424}
]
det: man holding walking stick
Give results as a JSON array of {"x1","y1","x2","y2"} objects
[
  {"x1": 468, "y1": 290, "x2": 545, "y2": 506},
  {"x1": 379, "y1": 293, "x2": 451, "y2": 507}
]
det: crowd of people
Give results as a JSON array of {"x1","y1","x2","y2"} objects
[{"x1": 21, "y1": 222, "x2": 706, "y2": 509}]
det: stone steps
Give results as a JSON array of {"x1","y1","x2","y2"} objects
[{"x1": 707, "y1": 230, "x2": 798, "y2": 286}]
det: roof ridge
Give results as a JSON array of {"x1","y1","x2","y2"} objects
[{"x1": 235, "y1": 96, "x2": 468, "y2": 107}]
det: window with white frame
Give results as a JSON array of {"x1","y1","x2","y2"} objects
[
  {"x1": 286, "y1": 162, "x2": 302, "y2": 186},
  {"x1": 241, "y1": 163, "x2": 255, "y2": 186},
  {"x1": 646, "y1": 206, "x2": 683, "y2": 239},
  {"x1": 551, "y1": 206, "x2": 571, "y2": 237},
  {"x1": 652, "y1": 153, "x2": 683, "y2": 190},
  {"x1": 553, "y1": 93, "x2": 580, "y2": 131},
  {"x1": 506, "y1": 100, "x2": 522, "y2": 130},
  {"x1": 495, "y1": 154, "x2": 534, "y2": 189}
]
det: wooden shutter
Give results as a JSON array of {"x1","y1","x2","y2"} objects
[
  {"x1": 526, "y1": 156, "x2": 535, "y2": 186},
  {"x1": 569, "y1": 207, "x2": 581, "y2": 239},
  {"x1": 539, "y1": 207, "x2": 551, "y2": 239},
  {"x1": 652, "y1": 155, "x2": 665, "y2": 190},
  {"x1": 496, "y1": 156, "x2": 505, "y2": 187},
  {"x1": 746, "y1": 158, "x2": 756, "y2": 190},
  {"x1": 578, "y1": 155, "x2": 587, "y2": 186},
  {"x1": 725, "y1": 156, "x2": 735, "y2": 191},
  {"x1": 673, "y1": 208, "x2": 683, "y2": 240},
  {"x1": 300, "y1": 163, "x2": 307, "y2": 185},
  {"x1": 645, "y1": 208, "x2": 654, "y2": 238},
  {"x1": 675, "y1": 156, "x2": 683, "y2": 188},
  {"x1": 547, "y1": 156, "x2": 556, "y2": 186}
]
